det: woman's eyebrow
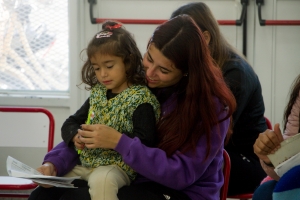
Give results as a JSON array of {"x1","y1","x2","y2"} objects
[{"x1": 148, "y1": 52, "x2": 173, "y2": 72}]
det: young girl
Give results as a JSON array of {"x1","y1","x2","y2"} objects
[
  {"x1": 253, "y1": 74, "x2": 300, "y2": 200},
  {"x1": 61, "y1": 21, "x2": 160, "y2": 200}
]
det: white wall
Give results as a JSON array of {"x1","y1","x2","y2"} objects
[
  {"x1": 0, "y1": 0, "x2": 299, "y2": 176},
  {"x1": 252, "y1": 0, "x2": 300, "y2": 126}
]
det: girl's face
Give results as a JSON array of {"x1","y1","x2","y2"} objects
[
  {"x1": 90, "y1": 54, "x2": 128, "y2": 93},
  {"x1": 143, "y1": 44, "x2": 183, "y2": 88}
]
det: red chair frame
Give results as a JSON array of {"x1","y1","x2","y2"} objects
[
  {"x1": 227, "y1": 116, "x2": 272, "y2": 200},
  {"x1": 264, "y1": 116, "x2": 273, "y2": 130},
  {"x1": 221, "y1": 149, "x2": 231, "y2": 200},
  {"x1": 0, "y1": 106, "x2": 55, "y2": 198}
]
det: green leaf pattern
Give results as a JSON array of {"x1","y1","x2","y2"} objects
[{"x1": 80, "y1": 84, "x2": 160, "y2": 180}]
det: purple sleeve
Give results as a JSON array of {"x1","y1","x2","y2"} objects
[
  {"x1": 43, "y1": 141, "x2": 79, "y2": 176},
  {"x1": 115, "y1": 105, "x2": 229, "y2": 190}
]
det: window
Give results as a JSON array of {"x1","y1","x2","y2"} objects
[{"x1": 0, "y1": 0, "x2": 69, "y2": 92}]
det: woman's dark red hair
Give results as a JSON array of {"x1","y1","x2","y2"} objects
[{"x1": 149, "y1": 15, "x2": 236, "y2": 157}]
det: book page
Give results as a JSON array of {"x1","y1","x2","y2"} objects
[
  {"x1": 274, "y1": 151, "x2": 300, "y2": 177},
  {"x1": 10, "y1": 170, "x2": 78, "y2": 183},
  {"x1": 6, "y1": 156, "x2": 42, "y2": 176},
  {"x1": 6, "y1": 156, "x2": 80, "y2": 188},
  {"x1": 267, "y1": 133, "x2": 300, "y2": 167}
]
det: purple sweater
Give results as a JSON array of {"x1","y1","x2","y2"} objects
[{"x1": 44, "y1": 97, "x2": 229, "y2": 200}]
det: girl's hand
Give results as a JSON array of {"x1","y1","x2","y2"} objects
[
  {"x1": 72, "y1": 133, "x2": 85, "y2": 150},
  {"x1": 35, "y1": 162, "x2": 57, "y2": 188},
  {"x1": 78, "y1": 124, "x2": 122, "y2": 149},
  {"x1": 253, "y1": 123, "x2": 284, "y2": 163}
]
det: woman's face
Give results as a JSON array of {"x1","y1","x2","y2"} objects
[{"x1": 143, "y1": 44, "x2": 183, "y2": 88}]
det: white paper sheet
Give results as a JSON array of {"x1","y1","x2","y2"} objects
[
  {"x1": 274, "y1": 152, "x2": 300, "y2": 177},
  {"x1": 267, "y1": 133, "x2": 300, "y2": 167},
  {"x1": 6, "y1": 156, "x2": 80, "y2": 188}
]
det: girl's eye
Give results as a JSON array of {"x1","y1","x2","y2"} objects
[
  {"x1": 91, "y1": 65, "x2": 100, "y2": 71},
  {"x1": 107, "y1": 65, "x2": 113, "y2": 69}
]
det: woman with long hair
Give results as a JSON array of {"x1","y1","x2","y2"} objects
[
  {"x1": 28, "y1": 15, "x2": 236, "y2": 200},
  {"x1": 171, "y1": 2, "x2": 267, "y2": 195}
]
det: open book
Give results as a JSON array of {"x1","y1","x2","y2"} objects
[
  {"x1": 267, "y1": 133, "x2": 300, "y2": 177},
  {"x1": 6, "y1": 156, "x2": 80, "y2": 188}
]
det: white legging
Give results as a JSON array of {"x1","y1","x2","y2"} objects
[{"x1": 64, "y1": 165, "x2": 130, "y2": 200}]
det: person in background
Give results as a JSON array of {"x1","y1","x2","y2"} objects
[
  {"x1": 253, "y1": 74, "x2": 300, "y2": 200},
  {"x1": 30, "y1": 20, "x2": 160, "y2": 200},
  {"x1": 28, "y1": 14, "x2": 236, "y2": 200},
  {"x1": 170, "y1": 2, "x2": 267, "y2": 195}
]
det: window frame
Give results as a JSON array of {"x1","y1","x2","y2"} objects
[{"x1": 0, "y1": 1, "x2": 86, "y2": 112}]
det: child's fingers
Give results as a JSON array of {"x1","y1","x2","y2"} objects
[
  {"x1": 273, "y1": 123, "x2": 284, "y2": 143},
  {"x1": 74, "y1": 141, "x2": 84, "y2": 150}
]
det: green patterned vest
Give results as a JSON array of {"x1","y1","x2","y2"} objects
[{"x1": 79, "y1": 84, "x2": 160, "y2": 180}]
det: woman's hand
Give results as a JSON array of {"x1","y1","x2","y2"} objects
[
  {"x1": 78, "y1": 124, "x2": 122, "y2": 149},
  {"x1": 35, "y1": 162, "x2": 57, "y2": 188},
  {"x1": 253, "y1": 123, "x2": 284, "y2": 164},
  {"x1": 72, "y1": 133, "x2": 85, "y2": 150}
]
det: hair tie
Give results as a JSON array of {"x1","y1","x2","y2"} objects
[
  {"x1": 96, "y1": 31, "x2": 113, "y2": 38},
  {"x1": 105, "y1": 24, "x2": 122, "y2": 30}
]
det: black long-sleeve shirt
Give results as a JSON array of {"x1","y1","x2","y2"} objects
[
  {"x1": 223, "y1": 54, "x2": 267, "y2": 157},
  {"x1": 61, "y1": 91, "x2": 157, "y2": 148}
]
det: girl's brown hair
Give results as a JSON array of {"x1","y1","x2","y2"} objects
[
  {"x1": 80, "y1": 21, "x2": 145, "y2": 90},
  {"x1": 283, "y1": 74, "x2": 300, "y2": 132}
]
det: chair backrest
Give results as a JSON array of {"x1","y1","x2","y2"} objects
[
  {"x1": 0, "y1": 106, "x2": 55, "y2": 198},
  {"x1": 264, "y1": 116, "x2": 272, "y2": 130},
  {"x1": 0, "y1": 106, "x2": 55, "y2": 151},
  {"x1": 226, "y1": 117, "x2": 273, "y2": 200},
  {"x1": 220, "y1": 149, "x2": 231, "y2": 200}
]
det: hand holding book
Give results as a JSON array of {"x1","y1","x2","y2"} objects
[
  {"x1": 254, "y1": 123, "x2": 284, "y2": 165},
  {"x1": 267, "y1": 133, "x2": 300, "y2": 177},
  {"x1": 6, "y1": 156, "x2": 80, "y2": 188}
]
